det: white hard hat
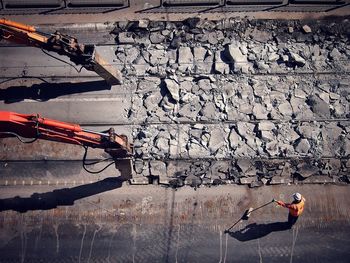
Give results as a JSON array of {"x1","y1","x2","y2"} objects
[{"x1": 293, "y1": 192, "x2": 302, "y2": 201}]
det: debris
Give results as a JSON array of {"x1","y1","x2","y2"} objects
[
  {"x1": 118, "y1": 32, "x2": 134, "y2": 44},
  {"x1": 208, "y1": 31, "x2": 219, "y2": 45},
  {"x1": 225, "y1": 44, "x2": 249, "y2": 72},
  {"x1": 258, "y1": 121, "x2": 275, "y2": 131},
  {"x1": 239, "y1": 177, "x2": 256, "y2": 185},
  {"x1": 295, "y1": 139, "x2": 311, "y2": 154},
  {"x1": 185, "y1": 175, "x2": 202, "y2": 188},
  {"x1": 178, "y1": 47, "x2": 194, "y2": 65},
  {"x1": 253, "y1": 104, "x2": 268, "y2": 119},
  {"x1": 302, "y1": 25, "x2": 312, "y2": 33},
  {"x1": 329, "y1": 48, "x2": 342, "y2": 60},
  {"x1": 289, "y1": 52, "x2": 306, "y2": 66},
  {"x1": 297, "y1": 163, "x2": 319, "y2": 178},
  {"x1": 150, "y1": 32, "x2": 165, "y2": 44},
  {"x1": 249, "y1": 180, "x2": 263, "y2": 188},
  {"x1": 150, "y1": 161, "x2": 167, "y2": 177},
  {"x1": 308, "y1": 94, "x2": 330, "y2": 118},
  {"x1": 214, "y1": 50, "x2": 230, "y2": 74},
  {"x1": 201, "y1": 102, "x2": 218, "y2": 120},
  {"x1": 208, "y1": 128, "x2": 226, "y2": 153},
  {"x1": 270, "y1": 177, "x2": 293, "y2": 185},
  {"x1": 138, "y1": 19, "x2": 149, "y2": 28},
  {"x1": 164, "y1": 79, "x2": 180, "y2": 102},
  {"x1": 112, "y1": 18, "x2": 350, "y2": 186},
  {"x1": 278, "y1": 102, "x2": 293, "y2": 117}
]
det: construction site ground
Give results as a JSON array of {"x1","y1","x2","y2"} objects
[
  {"x1": 1, "y1": 2, "x2": 350, "y2": 262},
  {"x1": 1, "y1": 183, "x2": 350, "y2": 263}
]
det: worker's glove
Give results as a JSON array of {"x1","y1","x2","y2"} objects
[{"x1": 272, "y1": 198, "x2": 277, "y2": 202}]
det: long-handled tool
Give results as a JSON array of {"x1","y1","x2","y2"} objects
[{"x1": 225, "y1": 199, "x2": 276, "y2": 233}]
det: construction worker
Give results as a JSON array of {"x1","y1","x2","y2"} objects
[{"x1": 276, "y1": 192, "x2": 305, "y2": 227}]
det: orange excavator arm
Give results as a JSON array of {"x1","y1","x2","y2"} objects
[
  {"x1": 0, "y1": 111, "x2": 132, "y2": 159},
  {"x1": 0, "y1": 18, "x2": 122, "y2": 85},
  {"x1": 0, "y1": 18, "x2": 48, "y2": 46}
]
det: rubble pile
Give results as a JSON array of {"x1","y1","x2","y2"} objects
[
  {"x1": 112, "y1": 18, "x2": 350, "y2": 77},
  {"x1": 128, "y1": 75, "x2": 350, "y2": 123},
  {"x1": 111, "y1": 18, "x2": 350, "y2": 187},
  {"x1": 133, "y1": 121, "x2": 350, "y2": 160},
  {"x1": 132, "y1": 158, "x2": 350, "y2": 187}
]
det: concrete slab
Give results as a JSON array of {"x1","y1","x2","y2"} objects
[{"x1": 0, "y1": 184, "x2": 349, "y2": 262}]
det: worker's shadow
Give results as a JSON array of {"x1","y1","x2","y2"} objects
[
  {"x1": 0, "y1": 177, "x2": 124, "y2": 213},
  {"x1": 0, "y1": 80, "x2": 111, "y2": 104},
  {"x1": 227, "y1": 222, "x2": 291, "y2": 242}
]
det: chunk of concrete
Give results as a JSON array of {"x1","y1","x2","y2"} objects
[
  {"x1": 208, "y1": 128, "x2": 226, "y2": 153},
  {"x1": 201, "y1": 102, "x2": 218, "y2": 120},
  {"x1": 270, "y1": 177, "x2": 293, "y2": 185},
  {"x1": 261, "y1": 130, "x2": 275, "y2": 142},
  {"x1": 302, "y1": 25, "x2": 312, "y2": 33},
  {"x1": 295, "y1": 139, "x2": 311, "y2": 154},
  {"x1": 184, "y1": 175, "x2": 202, "y2": 188},
  {"x1": 308, "y1": 94, "x2": 330, "y2": 118},
  {"x1": 297, "y1": 163, "x2": 319, "y2": 178},
  {"x1": 118, "y1": 32, "x2": 135, "y2": 44},
  {"x1": 236, "y1": 159, "x2": 255, "y2": 175},
  {"x1": 253, "y1": 104, "x2": 268, "y2": 119},
  {"x1": 129, "y1": 177, "x2": 150, "y2": 185},
  {"x1": 297, "y1": 124, "x2": 321, "y2": 140},
  {"x1": 164, "y1": 79, "x2": 180, "y2": 102},
  {"x1": 239, "y1": 177, "x2": 256, "y2": 185},
  {"x1": 150, "y1": 32, "x2": 165, "y2": 44},
  {"x1": 150, "y1": 160, "x2": 167, "y2": 177},
  {"x1": 225, "y1": 44, "x2": 248, "y2": 72},
  {"x1": 214, "y1": 51, "x2": 230, "y2": 74},
  {"x1": 258, "y1": 121, "x2": 275, "y2": 131},
  {"x1": 329, "y1": 48, "x2": 342, "y2": 60},
  {"x1": 290, "y1": 52, "x2": 306, "y2": 66},
  {"x1": 188, "y1": 143, "x2": 209, "y2": 158},
  {"x1": 193, "y1": 47, "x2": 207, "y2": 62},
  {"x1": 266, "y1": 141, "x2": 279, "y2": 156},
  {"x1": 149, "y1": 49, "x2": 168, "y2": 66},
  {"x1": 178, "y1": 47, "x2": 193, "y2": 65},
  {"x1": 278, "y1": 102, "x2": 293, "y2": 117},
  {"x1": 229, "y1": 128, "x2": 241, "y2": 149}
]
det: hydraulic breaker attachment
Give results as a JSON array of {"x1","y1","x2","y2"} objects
[
  {"x1": 0, "y1": 18, "x2": 122, "y2": 85},
  {"x1": 0, "y1": 111, "x2": 132, "y2": 159}
]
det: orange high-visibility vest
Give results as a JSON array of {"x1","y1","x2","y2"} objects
[{"x1": 282, "y1": 197, "x2": 305, "y2": 217}]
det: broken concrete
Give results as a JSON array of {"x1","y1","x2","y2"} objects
[
  {"x1": 164, "y1": 78, "x2": 180, "y2": 102},
  {"x1": 21, "y1": 17, "x2": 349, "y2": 187}
]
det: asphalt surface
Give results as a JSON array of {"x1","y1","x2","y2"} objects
[{"x1": 0, "y1": 184, "x2": 349, "y2": 263}]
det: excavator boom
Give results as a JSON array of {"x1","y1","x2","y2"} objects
[
  {"x1": 0, "y1": 18, "x2": 122, "y2": 85},
  {"x1": 0, "y1": 111, "x2": 132, "y2": 159}
]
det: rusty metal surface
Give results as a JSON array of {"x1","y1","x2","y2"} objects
[
  {"x1": 93, "y1": 49, "x2": 123, "y2": 85},
  {"x1": 0, "y1": 184, "x2": 349, "y2": 262}
]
